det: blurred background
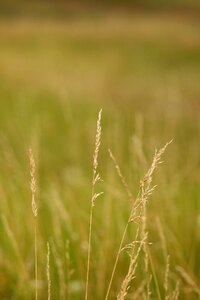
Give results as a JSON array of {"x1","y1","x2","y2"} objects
[{"x1": 0, "y1": 0, "x2": 200, "y2": 299}]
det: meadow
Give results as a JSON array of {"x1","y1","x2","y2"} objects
[{"x1": 0, "y1": 12, "x2": 200, "y2": 299}]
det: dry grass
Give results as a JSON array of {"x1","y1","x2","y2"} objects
[
  {"x1": 85, "y1": 109, "x2": 103, "y2": 300},
  {"x1": 0, "y1": 107, "x2": 198, "y2": 299},
  {"x1": 27, "y1": 113, "x2": 173, "y2": 300},
  {"x1": 117, "y1": 232, "x2": 147, "y2": 300},
  {"x1": 29, "y1": 148, "x2": 38, "y2": 300},
  {"x1": 106, "y1": 141, "x2": 172, "y2": 300}
]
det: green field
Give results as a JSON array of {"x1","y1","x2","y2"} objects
[{"x1": 0, "y1": 13, "x2": 200, "y2": 299}]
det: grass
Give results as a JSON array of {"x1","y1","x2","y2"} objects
[
  {"x1": 85, "y1": 109, "x2": 103, "y2": 300},
  {"x1": 0, "y1": 12, "x2": 199, "y2": 299},
  {"x1": 29, "y1": 149, "x2": 38, "y2": 300}
]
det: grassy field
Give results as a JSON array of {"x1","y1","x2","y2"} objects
[{"x1": 0, "y1": 12, "x2": 200, "y2": 299}]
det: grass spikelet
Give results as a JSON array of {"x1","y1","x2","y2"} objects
[
  {"x1": 143, "y1": 140, "x2": 173, "y2": 192},
  {"x1": 29, "y1": 148, "x2": 38, "y2": 300},
  {"x1": 85, "y1": 109, "x2": 103, "y2": 300},
  {"x1": 92, "y1": 109, "x2": 102, "y2": 187},
  {"x1": 139, "y1": 141, "x2": 172, "y2": 300},
  {"x1": 47, "y1": 242, "x2": 51, "y2": 300},
  {"x1": 29, "y1": 148, "x2": 37, "y2": 217}
]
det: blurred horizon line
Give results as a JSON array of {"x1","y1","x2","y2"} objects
[{"x1": 0, "y1": 0, "x2": 200, "y2": 19}]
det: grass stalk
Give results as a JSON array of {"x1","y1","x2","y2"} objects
[
  {"x1": 47, "y1": 242, "x2": 51, "y2": 300},
  {"x1": 85, "y1": 109, "x2": 103, "y2": 300},
  {"x1": 29, "y1": 148, "x2": 38, "y2": 300}
]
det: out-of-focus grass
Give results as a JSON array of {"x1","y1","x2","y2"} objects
[{"x1": 0, "y1": 13, "x2": 200, "y2": 299}]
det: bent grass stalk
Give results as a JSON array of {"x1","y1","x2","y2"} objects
[
  {"x1": 117, "y1": 231, "x2": 147, "y2": 300},
  {"x1": 108, "y1": 149, "x2": 133, "y2": 200},
  {"x1": 29, "y1": 148, "x2": 38, "y2": 300},
  {"x1": 85, "y1": 109, "x2": 103, "y2": 300}
]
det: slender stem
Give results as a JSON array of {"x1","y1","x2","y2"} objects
[
  {"x1": 34, "y1": 217, "x2": 38, "y2": 300},
  {"x1": 85, "y1": 109, "x2": 102, "y2": 300},
  {"x1": 105, "y1": 199, "x2": 139, "y2": 300},
  {"x1": 47, "y1": 242, "x2": 51, "y2": 300},
  {"x1": 85, "y1": 187, "x2": 95, "y2": 300},
  {"x1": 105, "y1": 222, "x2": 129, "y2": 300},
  {"x1": 29, "y1": 149, "x2": 38, "y2": 300},
  {"x1": 147, "y1": 248, "x2": 162, "y2": 300}
]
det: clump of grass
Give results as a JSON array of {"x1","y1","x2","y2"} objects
[
  {"x1": 25, "y1": 114, "x2": 179, "y2": 300},
  {"x1": 106, "y1": 141, "x2": 172, "y2": 300},
  {"x1": 27, "y1": 115, "x2": 176, "y2": 300}
]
